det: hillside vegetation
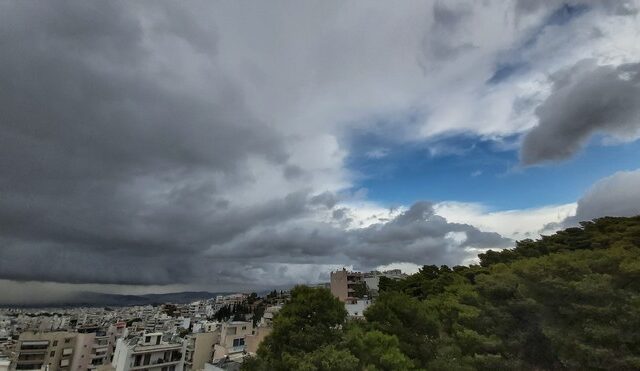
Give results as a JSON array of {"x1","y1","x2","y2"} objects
[{"x1": 243, "y1": 216, "x2": 640, "y2": 370}]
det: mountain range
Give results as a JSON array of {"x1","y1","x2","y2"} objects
[{"x1": 3, "y1": 291, "x2": 227, "y2": 308}]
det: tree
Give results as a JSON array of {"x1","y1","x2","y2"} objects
[
  {"x1": 364, "y1": 291, "x2": 439, "y2": 367},
  {"x1": 351, "y1": 281, "x2": 369, "y2": 298},
  {"x1": 247, "y1": 292, "x2": 259, "y2": 305},
  {"x1": 162, "y1": 304, "x2": 178, "y2": 317},
  {"x1": 244, "y1": 286, "x2": 348, "y2": 370},
  {"x1": 344, "y1": 325, "x2": 414, "y2": 370}
]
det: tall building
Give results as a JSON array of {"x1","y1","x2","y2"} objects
[
  {"x1": 330, "y1": 268, "x2": 363, "y2": 302},
  {"x1": 111, "y1": 333, "x2": 184, "y2": 371}
]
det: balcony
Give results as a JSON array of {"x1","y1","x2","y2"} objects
[
  {"x1": 16, "y1": 358, "x2": 45, "y2": 365},
  {"x1": 130, "y1": 359, "x2": 181, "y2": 370},
  {"x1": 16, "y1": 349, "x2": 47, "y2": 355}
]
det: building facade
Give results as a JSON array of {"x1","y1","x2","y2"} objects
[
  {"x1": 13, "y1": 331, "x2": 93, "y2": 371},
  {"x1": 183, "y1": 332, "x2": 218, "y2": 371},
  {"x1": 211, "y1": 322, "x2": 252, "y2": 363},
  {"x1": 330, "y1": 269, "x2": 364, "y2": 302},
  {"x1": 111, "y1": 333, "x2": 184, "y2": 371}
]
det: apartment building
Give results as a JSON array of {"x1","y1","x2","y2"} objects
[
  {"x1": 363, "y1": 269, "x2": 407, "y2": 297},
  {"x1": 245, "y1": 306, "x2": 280, "y2": 355},
  {"x1": 111, "y1": 333, "x2": 184, "y2": 371},
  {"x1": 13, "y1": 331, "x2": 91, "y2": 371},
  {"x1": 183, "y1": 332, "x2": 218, "y2": 371},
  {"x1": 331, "y1": 268, "x2": 407, "y2": 302},
  {"x1": 330, "y1": 268, "x2": 364, "y2": 302},
  {"x1": 211, "y1": 322, "x2": 252, "y2": 363}
]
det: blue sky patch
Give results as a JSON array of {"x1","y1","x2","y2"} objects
[{"x1": 347, "y1": 132, "x2": 640, "y2": 211}]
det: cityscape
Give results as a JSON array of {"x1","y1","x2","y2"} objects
[{"x1": 0, "y1": 269, "x2": 404, "y2": 370}]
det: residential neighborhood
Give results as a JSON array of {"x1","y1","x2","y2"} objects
[{"x1": 0, "y1": 270, "x2": 403, "y2": 371}]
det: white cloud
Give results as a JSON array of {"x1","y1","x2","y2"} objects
[{"x1": 435, "y1": 201, "x2": 577, "y2": 239}]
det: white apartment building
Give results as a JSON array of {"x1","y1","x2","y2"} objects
[{"x1": 111, "y1": 333, "x2": 184, "y2": 371}]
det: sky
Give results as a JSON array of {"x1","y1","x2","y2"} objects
[{"x1": 1, "y1": 0, "x2": 640, "y2": 304}]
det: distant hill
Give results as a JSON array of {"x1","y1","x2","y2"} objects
[{"x1": 3, "y1": 291, "x2": 228, "y2": 308}]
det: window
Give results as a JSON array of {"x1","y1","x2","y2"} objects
[
  {"x1": 143, "y1": 353, "x2": 151, "y2": 365},
  {"x1": 242, "y1": 326, "x2": 246, "y2": 330},
  {"x1": 52, "y1": 341, "x2": 58, "y2": 346},
  {"x1": 145, "y1": 336, "x2": 151, "y2": 343},
  {"x1": 232, "y1": 338, "x2": 245, "y2": 347},
  {"x1": 64, "y1": 338, "x2": 71, "y2": 344},
  {"x1": 50, "y1": 351, "x2": 55, "y2": 357}
]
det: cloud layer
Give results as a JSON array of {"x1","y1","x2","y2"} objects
[{"x1": 1, "y1": 1, "x2": 640, "y2": 302}]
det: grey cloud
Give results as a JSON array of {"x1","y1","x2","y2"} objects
[
  {"x1": 209, "y1": 201, "x2": 511, "y2": 272},
  {"x1": 521, "y1": 59, "x2": 640, "y2": 165},
  {"x1": 0, "y1": 1, "x2": 517, "y2": 293},
  {"x1": 515, "y1": 0, "x2": 639, "y2": 17},
  {"x1": 562, "y1": 169, "x2": 640, "y2": 226},
  {"x1": 309, "y1": 191, "x2": 340, "y2": 209},
  {"x1": 350, "y1": 202, "x2": 511, "y2": 267},
  {"x1": 0, "y1": 1, "x2": 296, "y2": 285},
  {"x1": 283, "y1": 164, "x2": 306, "y2": 180},
  {"x1": 421, "y1": 1, "x2": 475, "y2": 65}
]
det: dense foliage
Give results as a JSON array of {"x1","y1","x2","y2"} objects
[{"x1": 243, "y1": 216, "x2": 640, "y2": 370}]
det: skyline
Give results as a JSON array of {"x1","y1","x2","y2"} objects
[{"x1": 2, "y1": 0, "x2": 640, "y2": 304}]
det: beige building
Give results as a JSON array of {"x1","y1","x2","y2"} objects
[
  {"x1": 183, "y1": 332, "x2": 218, "y2": 371},
  {"x1": 330, "y1": 269, "x2": 364, "y2": 302},
  {"x1": 211, "y1": 322, "x2": 252, "y2": 363},
  {"x1": 13, "y1": 331, "x2": 92, "y2": 371},
  {"x1": 331, "y1": 268, "x2": 407, "y2": 302},
  {"x1": 245, "y1": 305, "x2": 280, "y2": 355}
]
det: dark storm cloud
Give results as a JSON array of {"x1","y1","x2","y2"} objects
[
  {"x1": 0, "y1": 1, "x2": 514, "y2": 290},
  {"x1": 0, "y1": 1, "x2": 291, "y2": 284},
  {"x1": 520, "y1": 59, "x2": 640, "y2": 165}
]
